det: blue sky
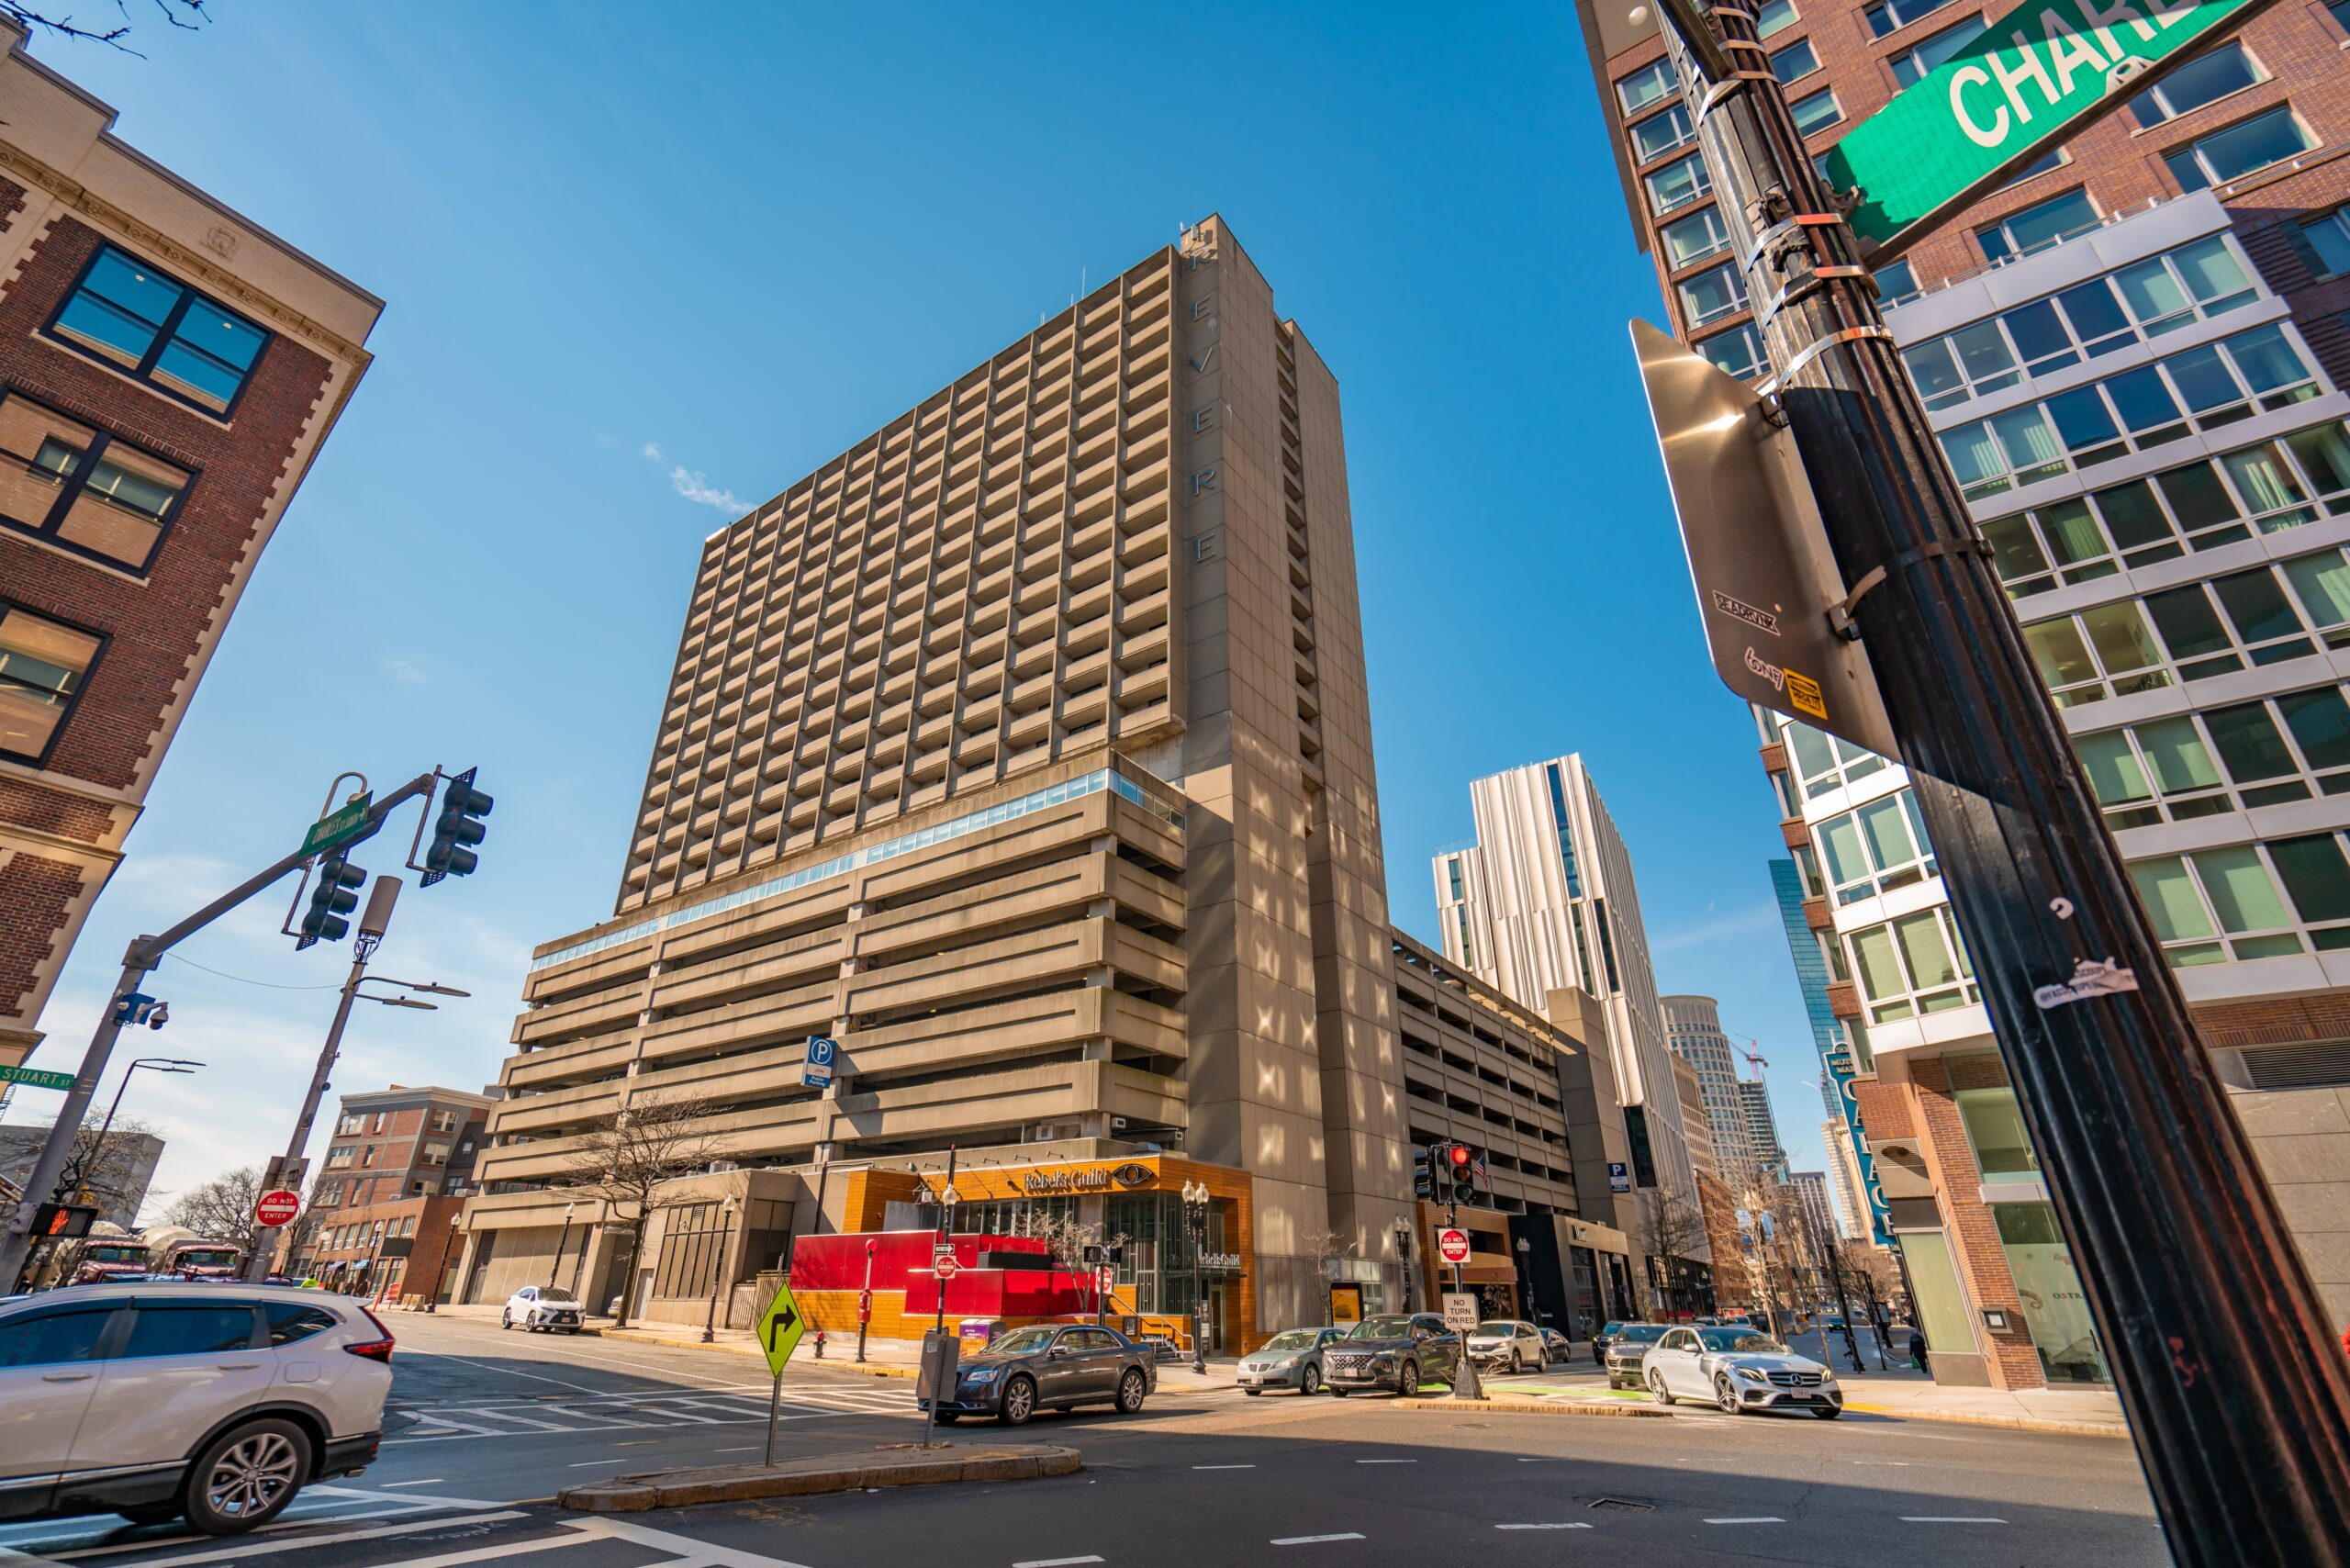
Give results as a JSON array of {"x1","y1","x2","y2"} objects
[{"x1": 12, "y1": 2, "x2": 1836, "y2": 1212}]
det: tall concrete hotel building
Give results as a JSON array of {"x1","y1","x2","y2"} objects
[
  {"x1": 1579, "y1": 0, "x2": 2350, "y2": 1378},
  {"x1": 457, "y1": 218, "x2": 1637, "y2": 1345}
]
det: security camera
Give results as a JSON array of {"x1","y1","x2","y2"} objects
[{"x1": 148, "y1": 1002, "x2": 169, "y2": 1029}]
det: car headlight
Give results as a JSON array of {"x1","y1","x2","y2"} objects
[
  {"x1": 1733, "y1": 1366, "x2": 1768, "y2": 1383},
  {"x1": 963, "y1": 1366, "x2": 1003, "y2": 1383},
  {"x1": 1371, "y1": 1355, "x2": 1395, "y2": 1371},
  {"x1": 1818, "y1": 1370, "x2": 1837, "y2": 1383}
]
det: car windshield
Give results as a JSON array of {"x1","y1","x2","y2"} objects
[
  {"x1": 1260, "y1": 1330, "x2": 1321, "y2": 1351},
  {"x1": 1699, "y1": 1328, "x2": 1784, "y2": 1352},
  {"x1": 1475, "y1": 1321, "x2": 1521, "y2": 1335},
  {"x1": 541, "y1": 1288, "x2": 579, "y2": 1304},
  {"x1": 988, "y1": 1327, "x2": 1058, "y2": 1355},
  {"x1": 1348, "y1": 1316, "x2": 1414, "y2": 1338},
  {"x1": 1614, "y1": 1324, "x2": 1671, "y2": 1345},
  {"x1": 176, "y1": 1249, "x2": 239, "y2": 1267}
]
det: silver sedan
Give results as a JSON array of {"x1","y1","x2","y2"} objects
[
  {"x1": 1642, "y1": 1325, "x2": 1844, "y2": 1417},
  {"x1": 1237, "y1": 1327, "x2": 1346, "y2": 1394}
]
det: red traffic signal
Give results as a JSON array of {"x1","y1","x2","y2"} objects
[{"x1": 1447, "y1": 1145, "x2": 1472, "y2": 1168}]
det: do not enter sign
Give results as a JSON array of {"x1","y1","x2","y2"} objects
[
  {"x1": 254, "y1": 1189, "x2": 301, "y2": 1228},
  {"x1": 1437, "y1": 1227, "x2": 1472, "y2": 1265}
]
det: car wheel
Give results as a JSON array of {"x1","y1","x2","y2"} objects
[
  {"x1": 1815, "y1": 1404, "x2": 1843, "y2": 1419},
  {"x1": 1509, "y1": 1350, "x2": 1523, "y2": 1375},
  {"x1": 1648, "y1": 1370, "x2": 1675, "y2": 1406},
  {"x1": 500, "y1": 1312, "x2": 511, "y2": 1329},
  {"x1": 1244, "y1": 1386, "x2": 1262, "y2": 1395},
  {"x1": 934, "y1": 1412, "x2": 961, "y2": 1424},
  {"x1": 1299, "y1": 1364, "x2": 1321, "y2": 1397},
  {"x1": 183, "y1": 1418, "x2": 309, "y2": 1535},
  {"x1": 1396, "y1": 1361, "x2": 1419, "y2": 1398},
  {"x1": 1715, "y1": 1374, "x2": 1743, "y2": 1416},
  {"x1": 1330, "y1": 1387, "x2": 1349, "y2": 1397},
  {"x1": 999, "y1": 1375, "x2": 1037, "y2": 1427},
  {"x1": 1117, "y1": 1369, "x2": 1147, "y2": 1413},
  {"x1": 115, "y1": 1504, "x2": 179, "y2": 1527}
]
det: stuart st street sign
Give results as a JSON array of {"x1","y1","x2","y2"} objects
[{"x1": 1823, "y1": 0, "x2": 2285, "y2": 255}]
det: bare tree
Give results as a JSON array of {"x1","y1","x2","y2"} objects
[
  {"x1": 50, "y1": 1113, "x2": 162, "y2": 1224},
  {"x1": 1632, "y1": 1187, "x2": 1707, "y2": 1318},
  {"x1": 3, "y1": 0, "x2": 205, "y2": 53},
  {"x1": 553, "y1": 1095, "x2": 724, "y2": 1329},
  {"x1": 164, "y1": 1164, "x2": 265, "y2": 1253}
]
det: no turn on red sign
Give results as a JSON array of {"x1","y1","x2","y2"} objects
[
  {"x1": 1437, "y1": 1227, "x2": 1472, "y2": 1265},
  {"x1": 254, "y1": 1189, "x2": 301, "y2": 1228}
]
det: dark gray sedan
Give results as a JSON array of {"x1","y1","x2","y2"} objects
[{"x1": 920, "y1": 1324, "x2": 1158, "y2": 1426}]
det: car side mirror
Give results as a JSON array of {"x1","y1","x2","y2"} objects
[{"x1": 1047, "y1": 1347, "x2": 1066, "y2": 1360}]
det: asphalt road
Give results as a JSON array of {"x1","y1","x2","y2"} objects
[{"x1": 0, "y1": 1312, "x2": 2167, "y2": 1568}]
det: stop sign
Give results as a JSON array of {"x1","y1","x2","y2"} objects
[
  {"x1": 1437, "y1": 1227, "x2": 1472, "y2": 1265},
  {"x1": 254, "y1": 1189, "x2": 301, "y2": 1227}
]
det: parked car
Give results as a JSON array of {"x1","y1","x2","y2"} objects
[
  {"x1": 0, "y1": 1282, "x2": 392, "y2": 1534},
  {"x1": 1237, "y1": 1327, "x2": 1346, "y2": 1394},
  {"x1": 1641, "y1": 1325, "x2": 1843, "y2": 1417},
  {"x1": 919, "y1": 1324, "x2": 1156, "y2": 1426},
  {"x1": 1594, "y1": 1319, "x2": 1643, "y2": 1361},
  {"x1": 1539, "y1": 1326, "x2": 1572, "y2": 1363},
  {"x1": 1323, "y1": 1313, "x2": 1460, "y2": 1397},
  {"x1": 1465, "y1": 1319, "x2": 1548, "y2": 1373},
  {"x1": 1602, "y1": 1322, "x2": 1672, "y2": 1388},
  {"x1": 501, "y1": 1285, "x2": 584, "y2": 1333}
]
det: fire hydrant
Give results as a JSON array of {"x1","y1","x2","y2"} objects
[{"x1": 813, "y1": 1329, "x2": 827, "y2": 1360}]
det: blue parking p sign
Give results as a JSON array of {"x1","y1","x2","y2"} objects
[
  {"x1": 1607, "y1": 1161, "x2": 1630, "y2": 1193},
  {"x1": 802, "y1": 1036, "x2": 837, "y2": 1090}
]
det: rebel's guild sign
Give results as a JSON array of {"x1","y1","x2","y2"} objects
[{"x1": 1019, "y1": 1161, "x2": 1157, "y2": 1196}]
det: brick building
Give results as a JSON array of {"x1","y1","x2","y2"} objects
[
  {"x1": 0, "y1": 26, "x2": 381, "y2": 1066},
  {"x1": 310, "y1": 1084, "x2": 493, "y2": 1215},
  {"x1": 1574, "y1": 0, "x2": 2350, "y2": 1376},
  {"x1": 299, "y1": 1193, "x2": 465, "y2": 1306}
]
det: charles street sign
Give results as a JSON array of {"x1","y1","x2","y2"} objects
[
  {"x1": 1825, "y1": 0, "x2": 2283, "y2": 256},
  {"x1": 300, "y1": 793, "x2": 375, "y2": 859}
]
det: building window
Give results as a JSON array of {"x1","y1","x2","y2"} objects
[
  {"x1": 1847, "y1": 906, "x2": 1975, "y2": 1023},
  {"x1": 0, "y1": 393, "x2": 190, "y2": 574},
  {"x1": 1645, "y1": 151, "x2": 1712, "y2": 216},
  {"x1": 1976, "y1": 188, "x2": 2101, "y2": 263},
  {"x1": 2020, "y1": 601, "x2": 2167, "y2": 709},
  {"x1": 336, "y1": 1114, "x2": 364, "y2": 1135},
  {"x1": 1874, "y1": 258, "x2": 1920, "y2": 307},
  {"x1": 1769, "y1": 38, "x2": 1819, "y2": 85},
  {"x1": 2165, "y1": 106, "x2": 2315, "y2": 192},
  {"x1": 1903, "y1": 237, "x2": 2256, "y2": 409},
  {"x1": 1790, "y1": 86, "x2": 1842, "y2": 135},
  {"x1": 1757, "y1": 0, "x2": 1799, "y2": 32},
  {"x1": 2076, "y1": 683, "x2": 2350, "y2": 830},
  {"x1": 47, "y1": 244, "x2": 271, "y2": 417},
  {"x1": 2131, "y1": 840, "x2": 2333, "y2": 965},
  {"x1": 422, "y1": 1141, "x2": 452, "y2": 1167},
  {"x1": 431, "y1": 1109, "x2": 458, "y2": 1133},
  {"x1": 2298, "y1": 208, "x2": 2350, "y2": 279},
  {"x1": 1630, "y1": 102, "x2": 1696, "y2": 163},
  {"x1": 1617, "y1": 58, "x2": 1679, "y2": 116},
  {"x1": 1697, "y1": 322, "x2": 1767, "y2": 381},
  {"x1": 1662, "y1": 206, "x2": 1732, "y2": 268},
  {"x1": 1785, "y1": 719, "x2": 1888, "y2": 799},
  {"x1": 0, "y1": 602, "x2": 102, "y2": 767},
  {"x1": 1678, "y1": 261, "x2": 1747, "y2": 327},
  {"x1": 326, "y1": 1145, "x2": 357, "y2": 1169},
  {"x1": 1446, "y1": 857, "x2": 1465, "y2": 902},
  {"x1": 2127, "y1": 41, "x2": 2262, "y2": 128},
  {"x1": 1938, "y1": 325, "x2": 2318, "y2": 499},
  {"x1": 2333, "y1": 0, "x2": 2350, "y2": 32},
  {"x1": 1890, "y1": 14, "x2": 1986, "y2": 83},
  {"x1": 1454, "y1": 905, "x2": 1476, "y2": 967},
  {"x1": 1865, "y1": 0, "x2": 1958, "y2": 35},
  {"x1": 1814, "y1": 789, "x2": 1937, "y2": 905}
]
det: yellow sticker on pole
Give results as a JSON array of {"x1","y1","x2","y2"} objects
[{"x1": 1785, "y1": 668, "x2": 1828, "y2": 722}]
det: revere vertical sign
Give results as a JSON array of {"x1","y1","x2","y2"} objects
[{"x1": 1824, "y1": 0, "x2": 2283, "y2": 256}]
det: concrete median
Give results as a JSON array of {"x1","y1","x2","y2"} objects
[{"x1": 557, "y1": 1443, "x2": 1083, "y2": 1512}]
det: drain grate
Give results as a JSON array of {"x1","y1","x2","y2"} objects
[{"x1": 1585, "y1": 1496, "x2": 1657, "y2": 1512}]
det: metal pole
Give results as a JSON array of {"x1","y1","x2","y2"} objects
[
  {"x1": 3, "y1": 957, "x2": 143, "y2": 1294},
  {"x1": 701, "y1": 1203, "x2": 734, "y2": 1343},
  {"x1": 1655, "y1": 4, "x2": 2350, "y2": 1554},
  {"x1": 245, "y1": 951, "x2": 369, "y2": 1282},
  {"x1": 1448, "y1": 1195, "x2": 1481, "y2": 1399},
  {"x1": 765, "y1": 1371, "x2": 783, "y2": 1466},
  {"x1": 856, "y1": 1239, "x2": 874, "y2": 1363},
  {"x1": 549, "y1": 1207, "x2": 574, "y2": 1291}
]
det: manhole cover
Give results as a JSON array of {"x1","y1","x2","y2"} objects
[{"x1": 1585, "y1": 1496, "x2": 1657, "y2": 1512}]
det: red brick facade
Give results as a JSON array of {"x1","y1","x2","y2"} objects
[
  {"x1": 0, "y1": 57, "x2": 377, "y2": 1062},
  {"x1": 297, "y1": 1193, "x2": 465, "y2": 1306},
  {"x1": 311, "y1": 1088, "x2": 489, "y2": 1218}
]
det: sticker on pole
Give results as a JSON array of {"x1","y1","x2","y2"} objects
[
  {"x1": 756, "y1": 1282, "x2": 805, "y2": 1376},
  {"x1": 1437, "y1": 1228, "x2": 1472, "y2": 1265},
  {"x1": 253, "y1": 1189, "x2": 301, "y2": 1228}
]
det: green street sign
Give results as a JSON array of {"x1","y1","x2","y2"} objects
[
  {"x1": 756, "y1": 1282, "x2": 805, "y2": 1376},
  {"x1": 1823, "y1": 0, "x2": 2280, "y2": 255},
  {"x1": 0, "y1": 1065, "x2": 73, "y2": 1091},
  {"x1": 300, "y1": 793, "x2": 375, "y2": 858}
]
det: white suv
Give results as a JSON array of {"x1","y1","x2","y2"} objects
[{"x1": 0, "y1": 1283, "x2": 393, "y2": 1533}]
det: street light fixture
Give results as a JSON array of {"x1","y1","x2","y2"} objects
[
  {"x1": 550, "y1": 1201, "x2": 576, "y2": 1291},
  {"x1": 1393, "y1": 1218, "x2": 1414, "y2": 1312},
  {"x1": 700, "y1": 1193, "x2": 738, "y2": 1344},
  {"x1": 1181, "y1": 1181, "x2": 1210, "y2": 1373},
  {"x1": 58, "y1": 1057, "x2": 202, "y2": 1235}
]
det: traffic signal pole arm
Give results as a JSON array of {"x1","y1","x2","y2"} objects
[
  {"x1": 1651, "y1": 2, "x2": 2350, "y2": 1558},
  {"x1": 0, "y1": 773, "x2": 435, "y2": 1292}
]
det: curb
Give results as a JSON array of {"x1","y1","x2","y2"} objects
[
  {"x1": 557, "y1": 1444, "x2": 1081, "y2": 1512},
  {"x1": 1392, "y1": 1395, "x2": 1674, "y2": 1418},
  {"x1": 600, "y1": 1328, "x2": 921, "y2": 1377},
  {"x1": 1841, "y1": 1403, "x2": 2131, "y2": 1439}
]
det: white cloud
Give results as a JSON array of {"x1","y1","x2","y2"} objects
[
  {"x1": 386, "y1": 655, "x2": 428, "y2": 687},
  {"x1": 640, "y1": 441, "x2": 748, "y2": 514}
]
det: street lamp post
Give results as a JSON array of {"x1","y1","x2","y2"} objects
[
  {"x1": 1182, "y1": 1181, "x2": 1209, "y2": 1373},
  {"x1": 1514, "y1": 1237, "x2": 1534, "y2": 1326},
  {"x1": 1393, "y1": 1218, "x2": 1413, "y2": 1313},
  {"x1": 700, "y1": 1194, "x2": 737, "y2": 1344},
  {"x1": 549, "y1": 1202, "x2": 576, "y2": 1290},
  {"x1": 425, "y1": 1216, "x2": 464, "y2": 1314},
  {"x1": 856, "y1": 1237, "x2": 877, "y2": 1363}
]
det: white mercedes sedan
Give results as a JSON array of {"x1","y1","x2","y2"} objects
[{"x1": 1641, "y1": 1324, "x2": 1843, "y2": 1417}]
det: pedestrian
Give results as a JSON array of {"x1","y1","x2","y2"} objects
[{"x1": 1908, "y1": 1324, "x2": 1929, "y2": 1373}]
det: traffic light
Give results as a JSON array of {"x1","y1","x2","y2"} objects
[
  {"x1": 1447, "y1": 1142, "x2": 1477, "y2": 1205},
  {"x1": 425, "y1": 767, "x2": 493, "y2": 884},
  {"x1": 299, "y1": 851, "x2": 365, "y2": 946},
  {"x1": 1413, "y1": 1144, "x2": 1437, "y2": 1201}
]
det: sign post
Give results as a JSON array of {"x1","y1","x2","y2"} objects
[{"x1": 755, "y1": 1282, "x2": 806, "y2": 1465}]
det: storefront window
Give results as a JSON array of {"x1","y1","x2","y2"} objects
[
  {"x1": 1953, "y1": 1082, "x2": 2040, "y2": 1182},
  {"x1": 1994, "y1": 1202, "x2": 2108, "y2": 1383},
  {"x1": 1897, "y1": 1227, "x2": 1977, "y2": 1358}
]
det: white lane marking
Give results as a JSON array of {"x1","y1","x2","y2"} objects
[
  {"x1": 321, "y1": 1530, "x2": 580, "y2": 1568},
  {"x1": 716, "y1": 1446, "x2": 761, "y2": 1452},
  {"x1": 1495, "y1": 1523, "x2": 1594, "y2": 1530},
  {"x1": 1705, "y1": 1517, "x2": 1785, "y2": 1524},
  {"x1": 1271, "y1": 1536, "x2": 1365, "y2": 1546},
  {"x1": 1354, "y1": 1459, "x2": 1416, "y2": 1464},
  {"x1": 568, "y1": 1515, "x2": 819, "y2": 1568},
  {"x1": 1193, "y1": 1463, "x2": 1256, "y2": 1469},
  {"x1": 569, "y1": 1460, "x2": 629, "y2": 1467},
  {"x1": 376, "y1": 1480, "x2": 446, "y2": 1487},
  {"x1": 1853, "y1": 1461, "x2": 1909, "y2": 1467},
  {"x1": 1902, "y1": 1517, "x2": 2007, "y2": 1524},
  {"x1": 47, "y1": 1513, "x2": 526, "y2": 1563},
  {"x1": 1514, "y1": 1457, "x2": 1559, "y2": 1462},
  {"x1": 1013, "y1": 1558, "x2": 1106, "y2": 1567}
]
